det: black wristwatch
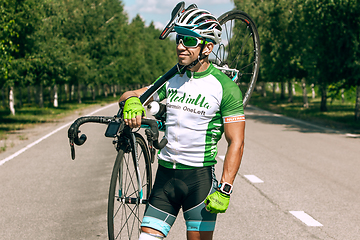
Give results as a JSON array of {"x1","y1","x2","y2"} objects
[{"x1": 218, "y1": 182, "x2": 233, "y2": 195}]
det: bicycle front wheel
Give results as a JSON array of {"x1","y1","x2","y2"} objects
[
  {"x1": 107, "y1": 133, "x2": 152, "y2": 240},
  {"x1": 211, "y1": 10, "x2": 261, "y2": 108}
]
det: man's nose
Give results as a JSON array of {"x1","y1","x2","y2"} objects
[{"x1": 177, "y1": 39, "x2": 187, "y2": 50}]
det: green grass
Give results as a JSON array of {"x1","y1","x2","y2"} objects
[
  {"x1": 0, "y1": 96, "x2": 119, "y2": 140},
  {"x1": 248, "y1": 90, "x2": 360, "y2": 133}
]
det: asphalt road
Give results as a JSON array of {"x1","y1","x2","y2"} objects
[{"x1": 0, "y1": 103, "x2": 359, "y2": 240}]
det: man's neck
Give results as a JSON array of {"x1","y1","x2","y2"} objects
[{"x1": 188, "y1": 58, "x2": 210, "y2": 73}]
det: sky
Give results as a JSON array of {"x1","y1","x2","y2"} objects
[{"x1": 122, "y1": 0, "x2": 235, "y2": 30}]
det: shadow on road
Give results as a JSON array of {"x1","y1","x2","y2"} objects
[{"x1": 245, "y1": 106, "x2": 360, "y2": 137}]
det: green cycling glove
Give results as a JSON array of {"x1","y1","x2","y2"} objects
[
  {"x1": 123, "y1": 97, "x2": 146, "y2": 120},
  {"x1": 204, "y1": 191, "x2": 230, "y2": 214}
]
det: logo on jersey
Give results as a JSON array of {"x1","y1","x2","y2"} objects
[
  {"x1": 224, "y1": 115, "x2": 245, "y2": 123},
  {"x1": 168, "y1": 89, "x2": 211, "y2": 109}
]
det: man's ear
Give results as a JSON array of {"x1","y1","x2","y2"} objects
[{"x1": 203, "y1": 43, "x2": 214, "y2": 55}]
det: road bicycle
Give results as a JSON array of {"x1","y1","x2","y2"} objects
[{"x1": 67, "y1": 2, "x2": 260, "y2": 239}]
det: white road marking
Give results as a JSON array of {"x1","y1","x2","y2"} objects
[
  {"x1": 289, "y1": 211, "x2": 323, "y2": 226},
  {"x1": 218, "y1": 155, "x2": 225, "y2": 160},
  {"x1": 0, "y1": 103, "x2": 117, "y2": 166},
  {"x1": 345, "y1": 133, "x2": 360, "y2": 138},
  {"x1": 244, "y1": 175, "x2": 264, "y2": 183}
]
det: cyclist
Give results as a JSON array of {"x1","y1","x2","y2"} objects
[{"x1": 119, "y1": 7, "x2": 245, "y2": 240}]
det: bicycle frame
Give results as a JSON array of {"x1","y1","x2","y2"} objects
[{"x1": 139, "y1": 63, "x2": 187, "y2": 104}]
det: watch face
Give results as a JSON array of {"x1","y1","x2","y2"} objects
[{"x1": 223, "y1": 184, "x2": 232, "y2": 193}]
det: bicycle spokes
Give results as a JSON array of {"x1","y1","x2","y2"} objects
[{"x1": 108, "y1": 134, "x2": 152, "y2": 240}]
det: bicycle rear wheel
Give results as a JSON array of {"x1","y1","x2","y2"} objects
[
  {"x1": 211, "y1": 10, "x2": 261, "y2": 108},
  {"x1": 108, "y1": 133, "x2": 152, "y2": 240}
]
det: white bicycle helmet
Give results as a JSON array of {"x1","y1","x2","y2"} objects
[{"x1": 174, "y1": 8, "x2": 222, "y2": 44}]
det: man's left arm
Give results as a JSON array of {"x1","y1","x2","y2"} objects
[
  {"x1": 221, "y1": 121, "x2": 245, "y2": 185},
  {"x1": 204, "y1": 121, "x2": 245, "y2": 214}
]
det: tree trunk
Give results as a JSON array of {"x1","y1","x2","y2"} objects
[
  {"x1": 92, "y1": 86, "x2": 96, "y2": 101},
  {"x1": 301, "y1": 78, "x2": 309, "y2": 108},
  {"x1": 2, "y1": 87, "x2": 6, "y2": 107},
  {"x1": 272, "y1": 83, "x2": 276, "y2": 100},
  {"x1": 311, "y1": 84, "x2": 316, "y2": 99},
  {"x1": 355, "y1": 83, "x2": 360, "y2": 121},
  {"x1": 18, "y1": 86, "x2": 22, "y2": 108},
  {"x1": 104, "y1": 84, "x2": 108, "y2": 97},
  {"x1": 48, "y1": 86, "x2": 53, "y2": 106},
  {"x1": 64, "y1": 84, "x2": 69, "y2": 101},
  {"x1": 53, "y1": 84, "x2": 58, "y2": 107},
  {"x1": 77, "y1": 83, "x2": 82, "y2": 104},
  {"x1": 70, "y1": 84, "x2": 75, "y2": 101},
  {"x1": 280, "y1": 81, "x2": 286, "y2": 100},
  {"x1": 98, "y1": 85, "x2": 102, "y2": 96},
  {"x1": 58, "y1": 84, "x2": 62, "y2": 103},
  {"x1": 39, "y1": 84, "x2": 44, "y2": 108},
  {"x1": 287, "y1": 80, "x2": 293, "y2": 103},
  {"x1": 9, "y1": 87, "x2": 15, "y2": 115},
  {"x1": 293, "y1": 82, "x2": 296, "y2": 96},
  {"x1": 320, "y1": 85, "x2": 327, "y2": 112},
  {"x1": 82, "y1": 84, "x2": 87, "y2": 100},
  {"x1": 113, "y1": 85, "x2": 117, "y2": 98},
  {"x1": 261, "y1": 82, "x2": 267, "y2": 97},
  {"x1": 34, "y1": 86, "x2": 39, "y2": 105}
]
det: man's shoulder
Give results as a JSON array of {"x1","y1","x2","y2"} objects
[
  {"x1": 209, "y1": 64, "x2": 235, "y2": 83},
  {"x1": 209, "y1": 65, "x2": 239, "y2": 92}
]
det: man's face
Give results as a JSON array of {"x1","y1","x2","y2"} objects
[{"x1": 176, "y1": 38, "x2": 203, "y2": 66}]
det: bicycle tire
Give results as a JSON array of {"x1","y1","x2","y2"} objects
[
  {"x1": 212, "y1": 10, "x2": 261, "y2": 108},
  {"x1": 107, "y1": 133, "x2": 152, "y2": 240}
]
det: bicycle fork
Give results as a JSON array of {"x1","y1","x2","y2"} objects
[
  {"x1": 117, "y1": 131, "x2": 147, "y2": 205},
  {"x1": 130, "y1": 132, "x2": 144, "y2": 201}
]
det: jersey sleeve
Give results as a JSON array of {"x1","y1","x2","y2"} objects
[{"x1": 220, "y1": 80, "x2": 245, "y2": 123}]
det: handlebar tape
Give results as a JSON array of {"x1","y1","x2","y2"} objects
[
  {"x1": 68, "y1": 116, "x2": 111, "y2": 146},
  {"x1": 141, "y1": 118, "x2": 168, "y2": 149}
]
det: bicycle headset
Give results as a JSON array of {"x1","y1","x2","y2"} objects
[{"x1": 174, "y1": 8, "x2": 222, "y2": 69}]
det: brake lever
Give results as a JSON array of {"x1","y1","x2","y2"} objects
[{"x1": 69, "y1": 139, "x2": 76, "y2": 160}]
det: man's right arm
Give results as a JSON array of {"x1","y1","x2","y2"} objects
[
  {"x1": 119, "y1": 87, "x2": 153, "y2": 128},
  {"x1": 118, "y1": 87, "x2": 150, "y2": 102}
]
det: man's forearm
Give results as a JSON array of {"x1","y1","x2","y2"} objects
[
  {"x1": 221, "y1": 141, "x2": 244, "y2": 185},
  {"x1": 119, "y1": 91, "x2": 140, "y2": 102}
]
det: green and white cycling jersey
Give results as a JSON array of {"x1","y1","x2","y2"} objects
[{"x1": 152, "y1": 63, "x2": 244, "y2": 169}]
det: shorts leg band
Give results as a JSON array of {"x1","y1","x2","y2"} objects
[
  {"x1": 186, "y1": 220, "x2": 216, "y2": 232},
  {"x1": 139, "y1": 232, "x2": 164, "y2": 240}
]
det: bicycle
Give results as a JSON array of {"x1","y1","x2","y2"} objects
[{"x1": 67, "y1": 2, "x2": 260, "y2": 240}]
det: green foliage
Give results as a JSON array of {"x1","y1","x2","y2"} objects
[
  {"x1": 233, "y1": 0, "x2": 360, "y2": 114},
  {"x1": 0, "y1": 0, "x2": 177, "y2": 107}
]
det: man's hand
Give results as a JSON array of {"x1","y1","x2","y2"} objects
[
  {"x1": 204, "y1": 191, "x2": 230, "y2": 214},
  {"x1": 123, "y1": 97, "x2": 146, "y2": 128}
]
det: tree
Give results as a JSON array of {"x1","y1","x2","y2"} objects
[
  {"x1": 1, "y1": 0, "x2": 178, "y2": 112},
  {"x1": 1, "y1": 0, "x2": 41, "y2": 113},
  {"x1": 234, "y1": 0, "x2": 360, "y2": 117},
  {"x1": 233, "y1": 0, "x2": 308, "y2": 102}
]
